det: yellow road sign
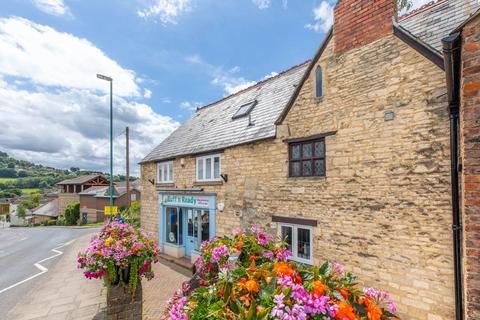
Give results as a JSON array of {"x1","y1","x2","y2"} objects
[{"x1": 104, "y1": 206, "x2": 118, "y2": 215}]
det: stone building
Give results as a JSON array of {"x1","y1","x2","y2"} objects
[
  {"x1": 140, "y1": 0, "x2": 479, "y2": 319},
  {"x1": 56, "y1": 174, "x2": 109, "y2": 216}
]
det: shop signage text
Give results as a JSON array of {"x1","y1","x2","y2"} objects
[{"x1": 163, "y1": 195, "x2": 210, "y2": 208}]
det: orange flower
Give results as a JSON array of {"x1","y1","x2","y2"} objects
[
  {"x1": 245, "y1": 278, "x2": 260, "y2": 293},
  {"x1": 273, "y1": 262, "x2": 294, "y2": 277},
  {"x1": 337, "y1": 288, "x2": 349, "y2": 300},
  {"x1": 362, "y1": 298, "x2": 383, "y2": 320},
  {"x1": 335, "y1": 301, "x2": 359, "y2": 320},
  {"x1": 312, "y1": 280, "x2": 328, "y2": 297}
]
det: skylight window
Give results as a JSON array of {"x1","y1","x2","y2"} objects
[{"x1": 232, "y1": 100, "x2": 257, "y2": 119}]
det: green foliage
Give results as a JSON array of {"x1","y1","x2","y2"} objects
[
  {"x1": 0, "y1": 168, "x2": 17, "y2": 178},
  {"x1": 65, "y1": 202, "x2": 80, "y2": 225},
  {"x1": 397, "y1": 0, "x2": 413, "y2": 11},
  {"x1": 16, "y1": 204, "x2": 26, "y2": 219},
  {"x1": 56, "y1": 216, "x2": 66, "y2": 226},
  {"x1": 122, "y1": 201, "x2": 141, "y2": 227}
]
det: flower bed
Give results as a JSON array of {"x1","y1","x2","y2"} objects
[
  {"x1": 77, "y1": 221, "x2": 160, "y2": 295},
  {"x1": 163, "y1": 227, "x2": 399, "y2": 320}
]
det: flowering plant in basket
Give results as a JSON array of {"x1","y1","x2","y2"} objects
[
  {"x1": 77, "y1": 221, "x2": 160, "y2": 295},
  {"x1": 163, "y1": 227, "x2": 400, "y2": 320}
]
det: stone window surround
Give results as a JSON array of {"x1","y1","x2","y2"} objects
[
  {"x1": 157, "y1": 161, "x2": 174, "y2": 184},
  {"x1": 196, "y1": 153, "x2": 222, "y2": 182},
  {"x1": 276, "y1": 221, "x2": 314, "y2": 265}
]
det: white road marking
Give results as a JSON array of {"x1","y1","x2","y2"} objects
[
  {"x1": 0, "y1": 239, "x2": 76, "y2": 294},
  {"x1": 19, "y1": 237, "x2": 28, "y2": 241}
]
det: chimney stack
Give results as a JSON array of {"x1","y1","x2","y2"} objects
[{"x1": 334, "y1": 0, "x2": 397, "y2": 55}]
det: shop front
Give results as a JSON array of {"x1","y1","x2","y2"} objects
[{"x1": 158, "y1": 192, "x2": 216, "y2": 263}]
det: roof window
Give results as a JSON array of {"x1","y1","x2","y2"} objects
[{"x1": 232, "y1": 100, "x2": 257, "y2": 119}]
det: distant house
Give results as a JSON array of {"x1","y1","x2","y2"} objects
[
  {"x1": 30, "y1": 198, "x2": 59, "y2": 224},
  {"x1": 56, "y1": 174, "x2": 109, "y2": 216},
  {"x1": 78, "y1": 181, "x2": 141, "y2": 224}
]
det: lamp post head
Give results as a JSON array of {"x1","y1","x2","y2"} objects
[{"x1": 96, "y1": 74, "x2": 112, "y2": 82}]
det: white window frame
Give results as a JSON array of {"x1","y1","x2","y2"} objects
[
  {"x1": 277, "y1": 223, "x2": 314, "y2": 265},
  {"x1": 196, "y1": 154, "x2": 221, "y2": 182},
  {"x1": 157, "y1": 161, "x2": 174, "y2": 184}
]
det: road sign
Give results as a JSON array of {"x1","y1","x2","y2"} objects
[{"x1": 104, "y1": 206, "x2": 118, "y2": 215}]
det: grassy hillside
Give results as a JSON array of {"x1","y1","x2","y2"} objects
[{"x1": 0, "y1": 151, "x2": 132, "y2": 197}]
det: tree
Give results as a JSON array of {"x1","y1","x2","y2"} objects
[
  {"x1": 16, "y1": 204, "x2": 26, "y2": 219},
  {"x1": 70, "y1": 167, "x2": 80, "y2": 172},
  {"x1": 65, "y1": 202, "x2": 80, "y2": 225}
]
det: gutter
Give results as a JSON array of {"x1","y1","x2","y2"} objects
[{"x1": 442, "y1": 32, "x2": 463, "y2": 320}]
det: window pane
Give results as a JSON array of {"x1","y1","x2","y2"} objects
[
  {"x1": 213, "y1": 157, "x2": 220, "y2": 179},
  {"x1": 166, "y1": 208, "x2": 179, "y2": 244},
  {"x1": 200, "y1": 210, "x2": 209, "y2": 242},
  {"x1": 163, "y1": 166, "x2": 168, "y2": 182},
  {"x1": 302, "y1": 161, "x2": 312, "y2": 176},
  {"x1": 302, "y1": 143, "x2": 312, "y2": 158},
  {"x1": 158, "y1": 165, "x2": 163, "y2": 181},
  {"x1": 314, "y1": 160, "x2": 325, "y2": 176},
  {"x1": 291, "y1": 161, "x2": 301, "y2": 177},
  {"x1": 297, "y1": 228, "x2": 311, "y2": 260},
  {"x1": 314, "y1": 141, "x2": 325, "y2": 157},
  {"x1": 206, "y1": 158, "x2": 212, "y2": 179},
  {"x1": 291, "y1": 145, "x2": 301, "y2": 160},
  {"x1": 316, "y1": 66, "x2": 323, "y2": 98},
  {"x1": 187, "y1": 209, "x2": 194, "y2": 237},
  {"x1": 281, "y1": 226, "x2": 293, "y2": 252},
  {"x1": 168, "y1": 163, "x2": 173, "y2": 181},
  {"x1": 197, "y1": 159, "x2": 203, "y2": 180}
]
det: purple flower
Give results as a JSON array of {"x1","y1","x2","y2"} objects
[
  {"x1": 210, "y1": 245, "x2": 228, "y2": 263},
  {"x1": 233, "y1": 228, "x2": 245, "y2": 235},
  {"x1": 250, "y1": 226, "x2": 260, "y2": 234},
  {"x1": 263, "y1": 250, "x2": 274, "y2": 259},
  {"x1": 257, "y1": 233, "x2": 269, "y2": 246},
  {"x1": 276, "y1": 247, "x2": 293, "y2": 261}
]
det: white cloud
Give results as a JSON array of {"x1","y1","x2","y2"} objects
[
  {"x1": 252, "y1": 0, "x2": 271, "y2": 9},
  {"x1": 211, "y1": 76, "x2": 256, "y2": 95},
  {"x1": 180, "y1": 101, "x2": 202, "y2": 112},
  {"x1": 0, "y1": 17, "x2": 140, "y2": 97},
  {"x1": 185, "y1": 54, "x2": 256, "y2": 95},
  {"x1": 143, "y1": 88, "x2": 152, "y2": 98},
  {"x1": 32, "y1": 0, "x2": 70, "y2": 16},
  {"x1": 0, "y1": 82, "x2": 178, "y2": 175},
  {"x1": 262, "y1": 71, "x2": 279, "y2": 80},
  {"x1": 137, "y1": 0, "x2": 192, "y2": 24},
  {"x1": 252, "y1": 0, "x2": 288, "y2": 10},
  {"x1": 0, "y1": 18, "x2": 178, "y2": 175},
  {"x1": 305, "y1": 1, "x2": 334, "y2": 33}
]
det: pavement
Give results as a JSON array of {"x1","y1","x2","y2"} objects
[
  {"x1": 142, "y1": 259, "x2": 190, "y2": 320},
  {"x1": 1, "y1": 226, "x2": 190, "y2": 320},
  {"x1": 0, "y1": 226, "x2": 101, "y2": 318}
]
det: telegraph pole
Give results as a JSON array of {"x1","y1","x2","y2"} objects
[{"x1": 125, "y1": 126, "x2": 130, "y2": 208}]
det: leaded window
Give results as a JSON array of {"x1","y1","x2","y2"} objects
[{"x1": 289, "y1": 138, "x2": 325, "y2": 177}]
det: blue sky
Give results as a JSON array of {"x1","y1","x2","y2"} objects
[{"x1": 0, "y1": 0, "x2": 428, "y2": 174}]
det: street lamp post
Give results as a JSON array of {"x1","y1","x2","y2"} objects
[{"x1": 96, "y1": 74, "x2": 114, "y2": 209}]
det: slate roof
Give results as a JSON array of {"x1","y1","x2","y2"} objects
[
  {"x1": 56, "y1": 174, "x2": 105, "y2": 185},
  {"x1": 399, "y1": 0, "x2": 480, "y2": 52},
  {"x1": 79, "y1": 184, "x2": 140, "y2": 198},
  {"x1": 142, "y1": 62, "x2": 309, "y2": 163},
  {"x1": 31, "y1": 199, "x2": 59, "y2": 217}
]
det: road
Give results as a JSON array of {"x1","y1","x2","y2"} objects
[{"x1": 0, "y1": 226, "x2": 100, "y2": 318}]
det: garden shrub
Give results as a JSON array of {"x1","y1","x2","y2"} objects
[
  {"x1": 64, "y1": 202, "x2": 80, "y2": 225},
  {"x1": 163, "y1": 227, "x2": 400, "y2": 320}
]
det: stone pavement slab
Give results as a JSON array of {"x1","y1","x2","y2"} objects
[
  {"x1": 142, "y1": 259, "x2": 190, "y2": 320},
  {"x1": 6, "y1": 233, "x2": 106, "y2": 320}
]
